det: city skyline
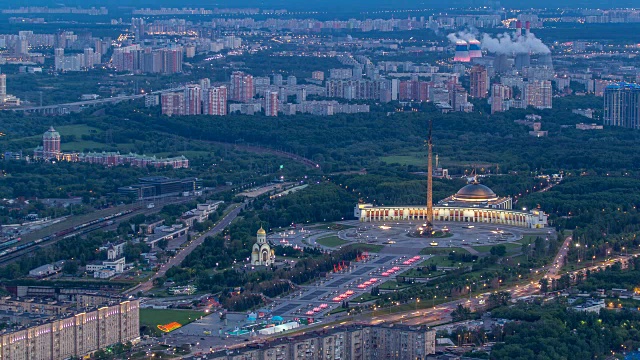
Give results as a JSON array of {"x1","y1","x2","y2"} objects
[{"x1": 0, "y1": 1, "x2": 638, "y2": 359}]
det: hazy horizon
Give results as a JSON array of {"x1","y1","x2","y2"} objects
[{"x1": 2, "y1": 0, "x2": 639, "y2": 10}]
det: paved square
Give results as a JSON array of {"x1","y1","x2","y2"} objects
[
  {"x1": 351, "y1": 266, "x2": 375, "y2": 276},
  {"x1": 273, "y1": 303, "x2": 299, "y2": 315},
  {"x1": 374, "y1": 255, "x2": 396, "y2": 264},
  {"x1": 300, "y1": 290, "x2": 326, "y2": 301},
  {"x1": 325, "y1": 277, "x2": 352, "y2": 287}
]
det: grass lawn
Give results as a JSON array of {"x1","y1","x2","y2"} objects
[
  {"x1": 343, "y1": 243, "x2": 385, "y2": 253},
  {"x1": 316, "y1": 235, "x2": 349, "y2": 248},
  {"x1": 140, "y1": 309, "x2": 207, "y2": 335},
  {"x1": 520, "y1": 234, "x2": 545, "y2": 244},
  {"x1": 352, "y1": 292, "x2": 379, "y2": 303},
  {"x1": 378, "y1": 280, "x2": 411, "y2": 290},
  {"x1": 380, "y1": 155, "x2": 426, "y2": 166},
  {"x1": 418, "y1": 256, "x2": 463, "y2": 268},
  {"x1": 380, "y1": 154, "x2": 495, "y2": 168},
  {"x1": 472, "y1": 242, "x2": 522, "y2": 254},
  {"x1": 328, "y1": 307, "x2": 348, "y2": 315},
  {"x1": 7, "y1": 124, "x2": 102, "y2": 145},
  {"x1": 401, "y1": 267, "x2": 447, "y2": 278},
  {"x1": 56, "y1": 124, "x2": 102, "y2": 137},
  {"x1": 503, "y1": 254, "x2": 528, "y2": 265}
]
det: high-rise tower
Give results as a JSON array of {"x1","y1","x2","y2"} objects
[{"x1": 426, "y1": 119, "x2": 433, "y2": 227}]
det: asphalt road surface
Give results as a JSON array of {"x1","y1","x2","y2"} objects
[
  {"x1": 126, "y1": 204, "x2": 244, "y2": 295},
  {"x1": 547, "y1": 236, "x2": 572, "y2": 279}
]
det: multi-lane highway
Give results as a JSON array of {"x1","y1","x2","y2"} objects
[
  {"x1": 7, "y1": 87, "x2": 185, "y2": 113},
  {"x1": 547, "y1": 236, "x2": 572, "y2": 279},
  {"x1": 126, "y1": 203, "x2": 245, "y2": 295}
]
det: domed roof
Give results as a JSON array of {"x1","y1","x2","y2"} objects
[
  {"x1": 453, "y1": 182, "x2": 497, "y2": 202},
  {"x1": 257, "y1": 226, "x2": 266, "y2": 235},
  {"x1": 43, "y1": 126, "x2": 60, "y2": 139}
]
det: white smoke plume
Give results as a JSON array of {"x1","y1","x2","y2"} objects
[
  {"x1": 447, "y1": 29, "x2": 550, "y2": 55},
  {"x1": 447, "y1": 29, "x2": 479, "y2": 44}
]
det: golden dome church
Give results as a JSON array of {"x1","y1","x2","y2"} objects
[{"x1": 251, "y1": 227, "x2": 274, "y2": 266}]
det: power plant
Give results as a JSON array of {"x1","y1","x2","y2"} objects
[
  {"x1": 515, "y1": 53, "x2": 531, "y2": 70},
  {"x1": 448, "y1": 20, "x2": 551, "y2": 71},
  {"x1": 454, "y1": 40, "x2": 471, "y2": 62},
  {"x1": 469, "y1": 39, "x2": 482, "y2": 58}
]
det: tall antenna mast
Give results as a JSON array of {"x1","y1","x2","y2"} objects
[{"x1": 426, "y1": 119, "x2": 433, "y2": 226}]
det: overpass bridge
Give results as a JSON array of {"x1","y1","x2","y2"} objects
[{"x1": 4, "y1": 87, "x2": 184, "y2": 115}]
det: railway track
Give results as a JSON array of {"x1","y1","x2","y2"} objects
[{"x1": 0, "y1": 186, "x2": 233, "y2": 266}]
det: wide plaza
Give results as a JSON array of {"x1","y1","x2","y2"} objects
[{"x1": 336, "y1": 220, "x2": 554, "y2": 254}]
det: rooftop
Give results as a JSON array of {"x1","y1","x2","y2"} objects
[
  {"x1": 605, "y1": 82, "x2": 640, "y2": 90},
  {"x1": 453, "y1": 183, "x2": 498, "y2": 202}
]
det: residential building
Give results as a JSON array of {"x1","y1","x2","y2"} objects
[
  {"x1": 33, "y1": 126, "x2": 62, "y2": 160},
  {"x1": 572, "y1": 299, "x2": 605, "y2": 313},
  {"x1": 603, "y1": 82, "x2": 640, "y2": 128},
  {"x1": 264, "y1": 91, "x2": 279, "y2": 116},
  {"x1": 110, "y1": 46, "x2": 182, "y2": 74},
  {"x1": 144, "y1": 94, "x2": 159, "y2": 107},
  {"x1": 491, "y1": 84, "x2": 512, "y2": 114},
  {"x1": 184, "y1": 84, "x2": 202, "y2": 115},
  {"x1": 312, "y1": 71, "x2": 325, "y2": 81},
  {"x1": 230, "y1": 71, "x2": 254, "y2": 102},
  {"x1": 161, "y1": 92, "x2": 185, "y2": 116},
  {"x1": 469, "y1": 65, "x2": 488, "y2": 98},
  {"x1": 0, "y1": 73, "x2": 6, "y2": 102},
  {"x1": 80, "y1": 152, "x2": 189, "y2": 168},
  {"x1": 203, "y1": 86, "x2": 228, "y2": 116},
  {"x1": 523, "y1": 80, "x2": 552, "y2": 109},
  {"x1": 329, "y1": 68, "x2": 352, "y2": 79},
  {"x1": 211, "y1": 324, "x2": 435, "y2": 360},
  {"x1": 576, "y1": 123, "x2": 603, "y2": 130},
  {"x1": 0, "y1": 300, "x2": 139, "y2": 360}
]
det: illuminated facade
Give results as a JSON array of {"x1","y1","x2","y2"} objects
[
  {"x1": 212, "y1": 324, "x2": 435, "y2": 360},
  {"x1": 230, "y1": 71, "x2": 254, "y2": 102},
  {"x1": 251, "y1": 227, "x2": 274, "y2": 267},
  {"x1": 0, "y1": 300, "x2": 139, "y2": 360},
  {"x1": 603, "y1": 82, "x2": 640, "y2": 128},
  {"x1": 354, "y1": 182, "x2": 548, "y2": 228},
  {"x1": 33, "y1": 126, "x2": 61, "y2": 160},
  {"x1": 203, "y1": 86, "x2": 228, "y2": 116},
  {"x1": 33, "y1": 127, "x2": 188, "y2": 168},
  {"x1": 470, "y1": 65, "x2": 488, "y2": 98}
]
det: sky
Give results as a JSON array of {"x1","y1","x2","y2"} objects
[{"x1": 3, "y1": 0, "x2": 639, "y2": 10}]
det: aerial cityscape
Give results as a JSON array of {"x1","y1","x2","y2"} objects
[{"x1": 1, "y1": 0, "x2": 640, "y2": 359}]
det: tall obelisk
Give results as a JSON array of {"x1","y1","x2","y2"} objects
[{"x1": 426, "y1": 119, "x2": 433, "y2": 228}]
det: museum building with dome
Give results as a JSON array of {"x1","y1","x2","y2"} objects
[
  {"x1": 354, "y1": 180, "x2": 547, "y2": 228},
  {"x1": 440, "y1": 181, "x2": 512, "y2": 209}
]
